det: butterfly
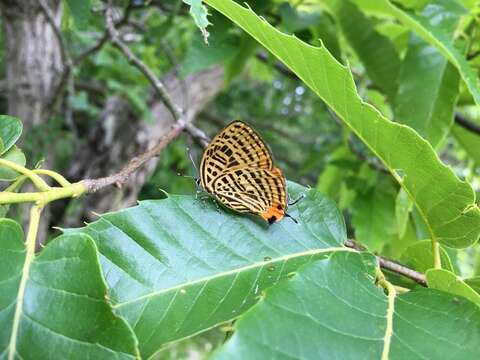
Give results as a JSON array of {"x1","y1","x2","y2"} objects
[{"x1": 199, "y1": 120, "x2": 296, "y2": 224}]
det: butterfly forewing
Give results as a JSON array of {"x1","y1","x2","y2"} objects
[{"x1": 200, "y1": 121, "x2": 288, "y2": 223}]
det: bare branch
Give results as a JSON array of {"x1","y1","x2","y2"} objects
[
  {"x1": 345, "y1": 239, "x2": 427, "y2": 287},
  {"x1": 81, "y1": 120, "x2": 186, "y2": 192},
  {"x1": 105, "y1": 2, "x2": 182, "y2": 121}
]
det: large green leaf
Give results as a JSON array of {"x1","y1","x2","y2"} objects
[
  {"x1": 0, "y1": 116, "x2": 22, "y2": 156},
  {"x1": 67, "y1": 184, "x2": 349, "y2": 357},
  {"x1": 203, "y1": 0, "x2": 480, "y2": 248},
  {"x1": 212, "y1": 251, "x2": 480, "y2": 359},
  {"x1": 325, "y1": 0, "x2": 401, "y2": 100},
  {"x1": 382, "y1": 0, "x2": 480, "y2": 106},
  {"x1": 394, "y1": 34, "x2": 459, "y2": 147},
  {"x1": 0, "y1": 219, "x2": 137, "y2": 359}
]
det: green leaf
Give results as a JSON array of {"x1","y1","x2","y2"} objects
[
  {"x1": 325, "y1": 0, "x2": 401, "y2": 100},
  {"x1": 182, "y1": 14, "x2": 238, "y2": 75},
  {"x1": 383, "y1": 0, "x2": 480, "y2": 106},
  {"x1": 351, "y1": 180, "x2": 397, "y2": 251},
  {"x1": 400, "y1": 240, "x2": 454, "y2": 272},
  {"x1": 203, "y1": 0, "x2": 480, "y2": 248},
  {"x1": 64, "y1": 0, "x2": 91, "y2": 29},
  {"x1": 394, "y1": 34, "x2": 460, "y2": 147},
  {"x1": 278, "y1": 3, "x2": 321, "y2": 33},
  {"x1": 0, "y1": 219, "x2": 138, "y2": 359},
  {"x1": 395, "y1": 188, "x2": 413, "y2": 238},
  {"x1": 212, "y1": 251, "x2": 480, "y2": 359},
  {"x1": 66, "y1": 184, "x2": 349, "y2": 357},
  {"x1": 464, "y1": 277, "x2": 480, "y2": 294},
  {"x1": 224, "y1": 34, "x2": 257, "y2": 85},
  {"x1": 183, "y1": 0, "x2": 211, "y2": 43},
  {"x1": 0, "y1": 116, "x2": 22, "y2": 156},
  {"x1": 427, "y1": 269, "x2": 480, "y2": 305},
  {"x1": 0, "y1": 146, "x2": 26, "y2": 181},
  {"x1": 453, "y1": 124, "x2": 480, "y2": 166}
]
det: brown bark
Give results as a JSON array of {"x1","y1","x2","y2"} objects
[
  {"x1": 0, "y1": 0, "x2": 63, "y2": 130},
  {"x1": 60, "y1": 65, "x2": 224, "y2": 227}
]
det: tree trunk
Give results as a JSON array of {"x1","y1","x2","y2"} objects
[{"x1": 0, "y1": 0, "x2": 63, "y2": 130}]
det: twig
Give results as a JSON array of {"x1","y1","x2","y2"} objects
[
  {"x1": 105, "y1": 2, "x2": 182, "y2": 120},
  {"x1": 81, "y1": 121, "x2": 186, "y2": 192},
  {"x1": 345, "y1": 239, "x2": 427, "y2": 287},
  {"x1": 455, "y1": 113, "x2": 480, "y2": 135}
]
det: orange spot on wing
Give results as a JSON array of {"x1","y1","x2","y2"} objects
[{"x1": 260, "y1": 203, "x2": 285, "y2": 224}]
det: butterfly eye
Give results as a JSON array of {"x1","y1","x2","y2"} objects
[{"x1": 199, "y1": 121, "x2": 288, "y2": 223}]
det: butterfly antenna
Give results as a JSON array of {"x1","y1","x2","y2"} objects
[
  {"x1": 288, "y1": 193, "x2": 306, "y2": 207},
  {"x1": 285, "y1": 213, "x2": 298, "y2": 224},
  {"x1": 186, "y1": 147, "x2": 199, "y2": 174}
]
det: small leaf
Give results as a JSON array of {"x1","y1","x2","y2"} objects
[
  {"x1": 400, "y1": 240, "x2": 454, "y2": 272},
  {"x1": 0, "y1": 115, "x2": 22, "y2": 156},
  {"x1": 427, "y1": 269, "x2": 480, "y2": 305},
  {"x1": 183, "y1": 0, "x2": 211, "y2": 43},
  {"x1": 0, "y1": 146, "x2": 26, "y2": 181}
]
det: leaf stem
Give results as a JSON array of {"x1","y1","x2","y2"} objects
[
  {"x1": 32, "y1": 169, "x2": 71, "y2": 187},
  {"x1": 7, "y1": 205, "x2": 43, "y2": 360},
  {"x1": 0, "y1": 159, "x2": 50, "y2": 192},
  {"x1": 376, "y1": 269, "x2": 396, "y2": 360},
  {"x1": 0, "y1": 182, "x2": 86, "y2": 205}
]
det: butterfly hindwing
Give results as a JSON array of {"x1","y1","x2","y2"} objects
[{"x1": 199, "y1": 121, "x2": 287, "y2": 223}]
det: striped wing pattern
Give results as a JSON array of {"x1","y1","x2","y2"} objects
[{"x1": 200, "y1": 121, "x2": 287, "y2": 223}]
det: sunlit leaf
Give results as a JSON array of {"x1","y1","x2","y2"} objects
[
  {"x1": 67, "y1": 183, "x2": 349, "y2": 357},
  {"x1": 203, "y1": 0, "x2": 480, "y2": 248}
]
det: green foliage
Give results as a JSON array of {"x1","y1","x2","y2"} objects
[
  {"x1": 0, "y1": 219, "x2": 138, "y2": 359},
  {"x1": 204, "y1": 0, "x2": 480, "y2": 249},
  {"x1": 65, "y1": 183, "x2": 346, "y2": 357},
  {"x1": 2, "y1": 0, "x2": 480, "y2": 358},
  {"x1": 64, "y1": 0, "x2": 91, "y2": 29},
  {"x1": 213, "y1": 252, "x2": 480, "y2": 359}
]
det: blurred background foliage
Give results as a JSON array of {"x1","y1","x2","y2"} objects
[{"x1": 1, "y1": 0, "x2": 480, "y2": 357}]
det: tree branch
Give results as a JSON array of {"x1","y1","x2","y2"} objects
[
  {"x1": 105, "y1": 2, "x2": 182, "y2": 121},
  {"x1": 345, "y1": 239, "x2": 427, "y2": 287},
  {"x1": 81, "y1": 120, "x2": 186, "y2": 192}
]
